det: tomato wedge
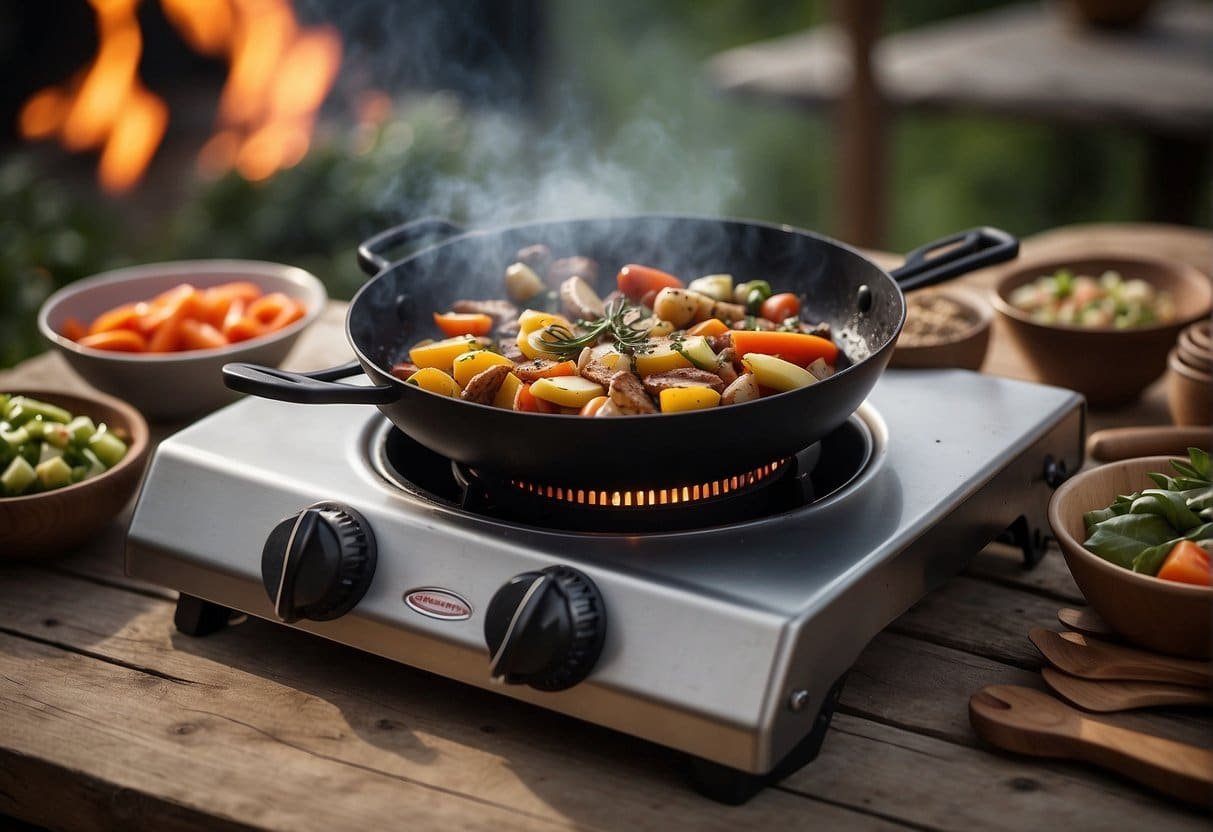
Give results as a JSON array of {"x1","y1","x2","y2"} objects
[
  {"x1": 433, "y1": 311, "x2": 494, "y2": 337},
  {"x1": 730, "y1": 330, "x2": 839, "y2": 367},
  {"x1": 1156, "y1": 540, "x2": 1211, "y2": 586}
]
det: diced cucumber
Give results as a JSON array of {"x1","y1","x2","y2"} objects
[
  {"x1": 37, "y1": 443, "x2": 64, "y2": 465},
  {"x1": 2, "y1": 455, "x2": 36, "y2": 495},
  {"x1": 24, "y1": 419, "x2": 45, "y2": 440},
  {"x1": 88, "y1": 430, "x2": 128, "y2": 467},
  {"x1": 66, "y1": 415, "x2": 97, "y2": 444},
  {"x1": 0, "y1": 393, "x2": 10, "y2": 417},
  {"x1": 35, "y1": 456, "x2": 73, "y2": 490},
  {"x1": 42, "y1": 422, "x2": 72, "y2": 448},
  {"x1": 676, "y1": 335, "x2": 719, "y2": 371}
]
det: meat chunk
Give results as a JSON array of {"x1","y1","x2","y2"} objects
[
  {"x1": 515, "y1": 358, "x2": 571, "y2": 382},
  {"x1": 608, "y1": 372, "x2": 657, "y2": 415},
  {"x1": 547, "y1": 256, "x2": 599, "y2": 289},
  {"x1": 641, "y1": 368, "x2": 726, "y2": 396},
  {"x1": 497, "y1": 338, "x2": 525, "y2": 363},
  {"x1": 515, "y1": 244, "x2": 553, "y2": 276},
  {"x1": 707, "y1": 333, "x2": 732, "y2": 353},
  {"x1": 460, "y1": 364, "x2": 512, "y2": 404},
  {"x1": 580, "y1": 358, "x2": 621, "y2": 387}
]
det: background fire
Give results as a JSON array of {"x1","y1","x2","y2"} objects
[{"x1": 19, "y1": 0, "x2": 342, "y2": 192}]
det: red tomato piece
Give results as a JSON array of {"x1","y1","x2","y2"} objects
[
  {"x1": 617, "y1": 264, "x2": 684, "y2": 301},
  {"x1": 760, "y1": 292, "x2": 801, "y2": 323}
]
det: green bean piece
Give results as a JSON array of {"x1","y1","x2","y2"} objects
[
  {"x1": 66, "y1": 415, "x2": 97, "y2": 444},
  {"x1": 10, "y1": 396, "x2": 72, "y2": 424},
  {"x1": 88, "y1": 431, "x2": 128, "y2": 468}
]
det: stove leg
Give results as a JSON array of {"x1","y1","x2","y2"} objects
[
  {"x1": 174, "y1": 594, "x2": 233, "y2": 636},
  {"x1": 998, "y1": 515, "x2": 1047, "y2": 569},
  {"x1": 687, "y1": 674, "x2": 847, "y2": 805}
]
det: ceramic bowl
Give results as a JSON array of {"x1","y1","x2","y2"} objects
[
  {"x1": 38, "y1": 260, "x2": 327, "y2": 422},
  {"x1": 889, "y1": 286, "x2": 993, "y2": 371},
  {"x1": 1048, "y1": 456, "x2": 1211, "y2": 658},
  {"x1": 1, "y1": 388, "x2": 149, "y2": 558},
  {"x1": 992, "y1": 255, "x2": 1212, "y2": 407},
  {"x1": 1166, "y1": 348, "x2": 1212, "y2": 427}
]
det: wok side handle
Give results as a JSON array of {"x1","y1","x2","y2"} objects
[
  {"x1": 890, "y1": 227, "x2": 1019, "y2": 291},
  {"x1": 222, "y1": 360, "x2": 399, "y2": 405},
  {"x1": 357, "y1": 218, "x2": 467, "y2": 275}
]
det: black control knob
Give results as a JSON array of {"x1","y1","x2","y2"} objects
[
  {"x1": 261, "y1": 501, "x2": 376, "y2": 623},
  {"x1": 484, "y1": 565, "x2": 606, "y2": 691}
]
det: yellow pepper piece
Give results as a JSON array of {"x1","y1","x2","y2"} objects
[
  {"x1": 452, "y1": 349, "x2": 514, "y2": 388},
  {"x1": 530, "y1": 376, "x2": 605, "y2": 408},
  {"x1": 493, "y1": 372, "x2": 523, "y2": 409},
  {"x1": 405, "y1": 367, "x2": 461, "y2": 397},
  {"x1": 659, "y1": 387, "x2": 721, "y2": 413},
  {"x1": 409, "y1": 336, "x2": 480, "y2": 371},
  {"x1": 633, "y1": 339, "x2": 693, "y2": 377}
]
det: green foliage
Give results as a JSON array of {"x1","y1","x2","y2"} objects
[{"x1": 0, "y1": 154, "x2": 129, "y2": 367}]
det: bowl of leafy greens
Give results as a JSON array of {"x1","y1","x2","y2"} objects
[{"x1": 1048, "y1": 449, "x2": 1211, "y2": 658}]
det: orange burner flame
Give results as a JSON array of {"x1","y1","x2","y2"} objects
[{"x1": 18, "y1": 0, "x2": 343, "y2": 193}]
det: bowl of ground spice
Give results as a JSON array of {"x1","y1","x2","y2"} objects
[{"x1": 889, "y1": 287, "x2": 992, "y2": 370}]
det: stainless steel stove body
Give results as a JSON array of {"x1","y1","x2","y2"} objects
[{"x1": 127, "y1": 368, "x2": 1083, "y2": 791}]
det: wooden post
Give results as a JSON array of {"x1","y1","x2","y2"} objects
[{"x1": 834, "y1": 0, "x2": 886, "y2": 248}]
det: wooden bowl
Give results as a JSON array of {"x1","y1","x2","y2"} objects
[
  {"x1": 992, "y1": 254, "x2": 1212, "y2": 408},
  {"x1": 889, "y1": 286, "x2": 992, "y2": 370},
  {"x1": 1175, "y1": 325, "x2": 1212, "y2": 374},
  {"x1": 0, "y1": 388, "x2": 149, "y2": 558},
  {"x1": 1166, "y1": 348, "x2": 1212, "y2": 427},
  {"x1": 1048, "y1": 456, "x2": 1211, "y2": 658}
]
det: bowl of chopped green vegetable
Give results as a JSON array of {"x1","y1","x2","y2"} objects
[
  {"x1": 992, "y1": 254, "x2": 1212, "y2": 407},
  {"x1": 1048, "y1": 450, "x2": 1211, "y2": 658},
  {"x1": 1, "y1": 389, "x2": 149, "y2": 558}
]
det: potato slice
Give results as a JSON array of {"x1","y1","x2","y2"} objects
[
  {"x1": 659, "y1": 387, "x2": 721, "y2": 413},
  {"x1": 632, "y1": 338, "x2": 693, "y2": 376},
  {"x1": 409, "y1": 336, "x2": 480, "y2": 371},
  {"x1": 452, "y1": 349, "x2": 515, "y2": 388},
  {"x1": 530, "y1": 375, "x2": 606, "y2": 408},
  {"x1": 405, "y1": 367, "x2": 461, "y2": 397},
  {"x1": 741, "y1": 353, "x2": 817, "y2": 392}
]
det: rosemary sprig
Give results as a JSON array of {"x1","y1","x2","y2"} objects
[{"x1": 540, "y1": 297, "x2": 654, "y2": 357}]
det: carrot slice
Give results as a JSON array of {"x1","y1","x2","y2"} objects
[
  {"x1": 77, "y1": 329, "x2": 148, "y2": 352},
  {"x1": 515, "y1": 383, "x2": 559, "y2": 413},
  {"x1": 87, "y1": 303, "x2": 144, "y2": 335},
  {"x1": 246, "y1": 292, "x2": 296, "y2": 325},
  {"x1": 434, "y1": 312, "x2": 493, "y2": 337},
  {"x1": 223, "y1": 316, "x2": 265, "y2": 343},
  {"x1": 617, "y1": 264, "x2": 683, "y2": 301},
  {"x1": 61, "y1": 317, "x2": 87, "y2": 341},
  {"x1": 263, "y1": 298, "x2": 305, "y2": 332},
  {"x1": 178, "y1": 319, "x2": 230, "y2": 351},
  {"x1": 1156, "y1": 540, "x2": 1211, "y2": 586},
  {"x1": 686, "y1": 318, "x2": 729, "y2": 337},
  {"x1": 579, "y1": 395, "x2": 609, "y2": 417},
  {"x1": 730, "y1": 330, "x2": 839, "y2": 367}
]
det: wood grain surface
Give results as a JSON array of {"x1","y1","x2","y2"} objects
[{"x1": 2, "y1": 223, "x2": 1210, "y2": 830}]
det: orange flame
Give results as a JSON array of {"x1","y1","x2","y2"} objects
[{"x1": 18, "y1": 0, "x2": 343, "y2": 193}]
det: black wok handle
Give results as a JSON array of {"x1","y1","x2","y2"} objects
[
  {"x1": 357, "y1": 218, "x2": 467, "y2": 275},
  {"x1": 222, "y1": 360, "x2": 399, "y2": 405},
  {"x1": 890, "y1": 227, "x2": 1018, "y2": 292}
]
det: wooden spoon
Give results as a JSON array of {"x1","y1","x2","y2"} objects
[
  {"x1": 970, "y1": 685, "x2": 1213, "y2": 807},
  {"x1": 1057, "y1": 607, "x2": 1117, "y2": 639},
  {"x1": 1085, "y1": 426, "x2": 1210, "y2": 463},
  {"x1": 1029, "y1": 628, "x2": 1213, "y2": 688},
  {"x1": 1041, "y1": 667, "x2": 1213, "y2": 712}
]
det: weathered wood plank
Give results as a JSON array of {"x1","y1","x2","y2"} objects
[
  {"x1": 783, "y1": 713, "x2": 1208, "y2": 831},
  {"x1": 1, "y1": 566, "x2": 1206, "y2": 828},
  {"x1": 966, "y1": 542, "x2": 1083, "y2": 601},
  {"x1": 0, "y1": 572, "x2": 894, "y2": 831}
]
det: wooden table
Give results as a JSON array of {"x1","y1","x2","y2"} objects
[
  {"x1": 2, "y1": 224, "x2": 1209, "y2": 830},
  {"x1": 708, "y1": 1, "x2": 1213, "y2": 246}
]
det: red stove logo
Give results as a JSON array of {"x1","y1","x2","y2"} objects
[{"x1": 404, "y1": 588, "x2": 472, "y2": 621}]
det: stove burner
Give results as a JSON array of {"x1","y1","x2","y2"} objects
[{"x1": 370, "y1": 413, "x2": 874, "y2": 533}]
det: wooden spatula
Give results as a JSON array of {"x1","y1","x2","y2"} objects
[
  {"x1": 1041, "y1": 666, "x2": 1213, "y2": 712},
  {"x1": 1029, "y1": 628, "x2": 1213, "y2": 688},
  {"x1": 970, "y1": 685, "x2": 1213, "y2": 806},
  {"x1": 1057, "y1": 607, "x2": 1117, "y2": 639}
]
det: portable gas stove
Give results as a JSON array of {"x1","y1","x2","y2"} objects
[{"x1": 127, "y1": 368, "x2": 1083, "y2": 803}]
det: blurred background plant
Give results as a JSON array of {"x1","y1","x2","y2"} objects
[{"x1": 1, "y1": 0, "x2": 1206, "y2": 367}]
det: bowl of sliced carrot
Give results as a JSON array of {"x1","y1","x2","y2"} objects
[{"x1": 38, "y1": 260, "x2": 326, "y2": 422}]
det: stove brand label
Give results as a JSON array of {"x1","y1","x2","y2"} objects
[{"x1": 404, "y1": 588, "x2": 472, "y2": 621}]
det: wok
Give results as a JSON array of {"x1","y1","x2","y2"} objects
[{"x1": 224, "y1": 216, "x2": 1017, "y2": 488}]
